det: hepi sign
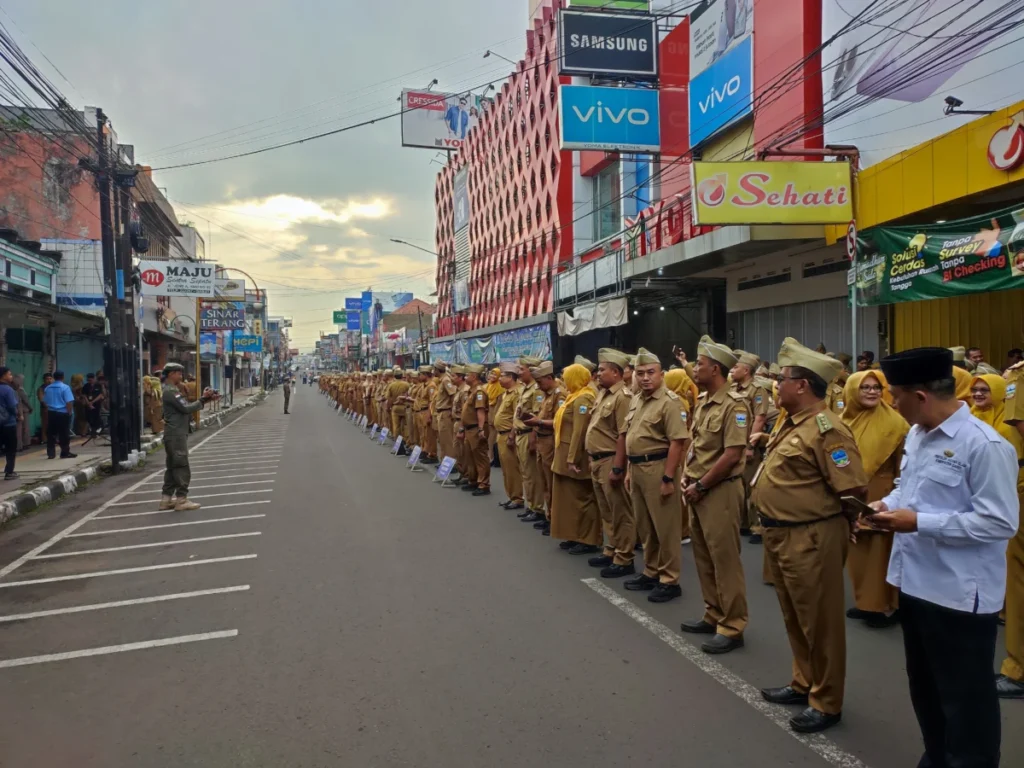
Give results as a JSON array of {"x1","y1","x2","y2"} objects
[
  {"x1": 988, "y1": 111, "x2": 1024, "y2": 172},
  {"x1": 690, "y1": 161, "x2": 854, "y2": 225},
  {"x1": 138, "y1": 260, "x2": 216, "y2": 297}
]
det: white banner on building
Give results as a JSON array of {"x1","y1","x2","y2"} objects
[
  {"x1": 401, "y1": 89, "x2": 489, "y2": 151},
  {"x1": 689, "y1": 0, "x2": 753, "y2": 78},
  {"x1": 138, "y1": 261, "x2": 216, "y2": 297}
]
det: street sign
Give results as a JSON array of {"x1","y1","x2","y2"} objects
[{"x1": 846, "y1": 220, "x2": 858, "y2": 261}]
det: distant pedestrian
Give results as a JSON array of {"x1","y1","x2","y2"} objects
[
  {"x1": 0, "y1": 367, "x2": 21, "y2": 479},
  {"x1": 869, "y1": 347, "x2": 1019, "y2": 767},
  {"x1": 36, "y1": 372, "x2": 53, "y2": 444},
  {"x1": 13, "y1": 374, "x2": 32, "y2": 450},
  {"x1": 283, "y1": 377, "x2": 292, "y2": 414},
  {"x1": 81, "y1": 372, "x2": 104, "y2": 436},
  {"x1": 42, "y1": 371, "x2": 77, "y2": 460}
]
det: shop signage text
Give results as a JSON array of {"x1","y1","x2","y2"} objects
[
  {"x1": 138, "y1": 261, "x2": 215, "y2": 297},
  {"x1": 688, "y1": 34, "x2": 753, "y2": 147},
  {"x1": 558, "y1": 11, "x2": 658, "y2": 79},
  {"x1": 233, "y1": 333, "x2": 263, "y2": 353},
  {"x1": 690, "y1": 161, "x2": 854, "y2": 225},
  {"x1": 200, "y1": 301, "x2": 246, "y2": 331},
  {"x1": 988, "y1": 111, "x2": 1024, "y2": 172},
  {"x1": 559, "y1": 85, "x2": 660, "y2": 152}
]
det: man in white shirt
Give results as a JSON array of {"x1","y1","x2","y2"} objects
[{"x1": 868, "y1": 347, "x2": 1018, "y2": 768}]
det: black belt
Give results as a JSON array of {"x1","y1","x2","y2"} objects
[
  {"x1": 759, "y1": 511, "x2": 845, "y2": 529},
  {"x1": 515, "y1": 428, "x2": 533, "y2": 435},
  {"x1": 588, "y1": 451, "x2": 616, "y2": 461},
  {"x1": 498, "y1": 429, "x2": 512, "y2": 435},
  {"x1": 628, "y1": 450, "x2": 669, "y2": 464},
  {"x1": 415, "y1": 408, "x2": 429, "y2": 412},
  {"x1": 464, "y1": 425, "x2": 479, "y2": 431},
  {"x1": 536, "y1": 431, "x2": 553, "y2": 438}
]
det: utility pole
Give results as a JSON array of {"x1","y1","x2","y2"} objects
[
  {"x1": 417, "y1": 306, "x2": 429, "y2": 365},
  {"x1": 96, "y1": 108, "x2": 126, "y2": 472}
]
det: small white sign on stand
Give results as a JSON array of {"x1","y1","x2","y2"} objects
[
  {"x1": 369, "y1": 424, "x2": 379, "y2": 440},
  {"x1": 407, "y1": 445, "x2": 423, "y2": 471},
  {"x1": 390, "y1": 435, "x2": 404, "y2": 455},
  {"x1": 378, "y1": 427, "x2": 390, "y2": 445},
  {"x1": 433, "y1": 456, "x2": 457, "y2": 488}
]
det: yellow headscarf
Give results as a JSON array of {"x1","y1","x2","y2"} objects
[
  {"x1": 841, "y1": 371, "x2": 909, "y2": 478},
  {"x1": 970, "y1": 374, "x2": 1023, "y2": 449},
  {"x1": 665, "y1": 368, "x2": 698, "y2": 414},
  {"x1": 953, "y1": 366, "x2": 973, "y2": 403},
  {"x1": 485, "y1": 367, "x2": 503, "y2": 406},
  {"x1": 554, "y1": 364, "x2": 592, "y2": 444}
]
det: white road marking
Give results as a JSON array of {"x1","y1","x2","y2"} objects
[
  {"x1": 97, "y1": 500, "x2": 272, "y2": 520},
  {"x1": 0, "y1": 408, "x2": 259, "y2": 581},
  {"x1": 191, "y1": 449, "x2": 283, "y2": 456},
  {"x1": 110, "y1": 489, "x2": 273, "y2": 506},
  {"x1": 69, "y1": 515, "x2": 266, "y2": 537},
  {"x1": 183, "y1": 458, "x2": 280, "y2": 468},
  {"x1": 141, "y1": 472, "x2": 277, "y2": 485},
  {"x1": 0, "y1": 555, "x2": 257, "y2": 588},
  {"x1": 0, "y1": 630, "x2": 239, "y2": 668},
  {"x1": 126, "y1": 480, "x2": 274, "y2": 495},
  {"x1": 32, "y1": 532, "x2": 262, "y2": 559},
  {"x1": 0, "y1": 585, "x2": 250, "y2": 623},
  {"x1": 581, "y1": 579, "x2": 870, "y2": 768}
]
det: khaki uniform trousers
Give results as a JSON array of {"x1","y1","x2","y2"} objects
[
  {"x1": 414, "y1": 411, "x2": 432, "y2": 455},
  {"x1": 1001, "y1": 525, "x2": 1024, "y2": 682},
  {"x1": 630, "y1": 461, "x2": 682, "y2": 584},
  {"x1": 437, "y1": 411, "x2": 454, "y2": 461},
  {"x1": 764, "y1": 514, "x2": 849, "y2": 715},
  {"x1": 516, "y1": 433, "x2": 544, "y2": 511},
  {"x1": 742, "y1": 452, "x2": 763, "y2": 534},
  {"x1": 391, "y1": 409, "x2": 406, "y2": 444},
  {"x1": 468, "y1": 427, "x2": 490, "y2": 490},
  {"x1": 497, "y1": 431, "x2": 523, "y2": 503},
  {"x1": 591, "y1": 455, "x2": 635, "y2": 566},
  {"x1": 535, "y1": 435, "x2": 555, "y2": 517},
  {"x1": 405, "y1": 408, "x2": 417, "y2": 447},
  {"x1": 456, "y1": 429, "x2": 477, "y2": 485},
  {"x1": 847, "y1": 531, "x2": 898, "y2": 614},
  {"x1": 689, "y1": 479, "x2": 748, "y2": 637}
]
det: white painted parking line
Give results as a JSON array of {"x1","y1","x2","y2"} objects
[
  {"x1": 96, "y1": 500, "x2": 272, "y2": 520},
  {"x1": 127, "y1": 480, "x2": 274, "y2": 495},
  {"x1": 0, "y1": 555, "x2": 257, "y2": 588},
  {"x1": 185, "y1": 459, "x2": 280, "y2": 468},
  {"x1": 69, "y1": 515, "x2": 266, "y2": 537},
  {"x1": 110, "y1": 489, "x2": 273, "y2": 507},
  {"x1": 0, "y1": 630, "x2": 239, "y2": 669},
  {"x1": 141, "y1": 472, "x2": 277, "y2": 486},
  {"x1": 0, "y1": 586, "x2": 251, "y2": 623},
  {"x1": 191, "y1": 452, "x2": 282, "y2": 460},
  {"x1": 581, "y1": 579, "x2": 869, "y2": 768},
  {"x1": 32, "y1": 532, "x2": 262, "y2": 559}
]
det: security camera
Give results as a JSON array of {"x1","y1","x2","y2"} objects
[{"x1": 944, "y1": 96, "x2": 964, "y2": 109}]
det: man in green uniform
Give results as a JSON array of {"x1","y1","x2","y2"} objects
[{"x1": 160, "y1": 362, "x2": 220, "y2": 511}]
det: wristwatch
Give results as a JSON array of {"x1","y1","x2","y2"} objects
[
  {"x1": 695, "y1": 479, "x2": 709, "y2": 495},
  {"x1": 662, "y1": 474, "x2": 674, "y2": 484}
]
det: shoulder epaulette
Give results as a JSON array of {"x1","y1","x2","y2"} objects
[
  {"x1": 727, "y1": 390, "x2": 745, "y2": 401},
  {"x1": 816, "y1": 412, "x2": 833, "y2": 434},
  {"x1": 666, "y1": 390, "x2": 680, "y2": 400}
]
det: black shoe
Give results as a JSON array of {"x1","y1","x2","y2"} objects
[
  {"x1": 521, "y1": 511, "x2": 543, "y2": 523},
  {"x1": 421, "y1": 457, "x2": 438, "y2": 465},
  {"x1": 588, "y1": 554, "x2": 613, "y2": 568},
  {"x1": 624, "y1": 574, "x2": 659, "y2": 592},
  {"x1": 761, "y1": 686, "x2": 810, "y2": 706},
  {"x1": 533, "y1": 520, "x2": 548, "y2": 529},
  {"x1": 702, "y1": 634, "x2": 744, "y2": 654},
  {"x1": 845, "y1": 607, "x2": 874, "y2": 620},
  {"x1": 568, "y1": 544, "x2": 600, "y2": 556},
  {"x1": 789, "y1": 707, "x2": 841, "y2": 734},
  {"x1": 541, "y1": 527, "x2": 550, "y2": 536},
  {"x1": 517, "y1": 509, "x2": 534, "y2": 519},
  {"x1": 648, "y1": 583, "x2": 682, "y2": 603},
  {"x1": 680, "y1": 619, "x2": 717, "y2": 635},
  {"x1": 60, "y1": 452, "x2": 78, "y2": 459},
  {"x1": 748, "y1": 533, "x2": 763, "y2": 544},
  {"x1": 635, "y1": 543, "x2": 643, "y2": 551},
  {"x1": 600, "y1": 563, "x2": 635, "y2": 578},
  {"x1": 559, "y1": 540, "x2": 579, "y2": 550},
  {"x1": 498, "y1": 500, "x2": 512, "y2": 508},
  {"x1": 740, "y1": 528, "x2": 752, "y2": 536},
  {"x1": 460, "y1": 484, "x2": 476, "y2": 492},
  {"x1": 46, "y1": 454, "x2": 56, "y2": 460},
  {"x1": 865, "y1": 610, "x2": 900, "y2": 629},
  {"x1": 996, "y1": 674, "x2": 1024, "y2": 699},
  {"x1": 4, "y1": 472, "x2": 18, "y2": 481},
  {"x1": 472, "y1": 488, "x2": 491, "y2": 496},
  {"x1": 506, "y1": 501, "x2": 524, "y2": 510}
]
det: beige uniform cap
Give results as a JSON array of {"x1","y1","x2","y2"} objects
[{"x1": 777, "y1": 337, "x2": 843, "y2": 383}]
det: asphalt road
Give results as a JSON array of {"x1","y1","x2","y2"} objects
[{"x1": 0, "y1": 386, "x2": 1020, "y2": 767}]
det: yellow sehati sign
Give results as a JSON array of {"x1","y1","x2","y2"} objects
[{"x1": 690, "y1": 161, "x2": 854, "y2": 225}]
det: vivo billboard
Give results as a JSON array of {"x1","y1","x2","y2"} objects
[
  {"x1": 559, "y1": 85, "x2": 661, "y2": 152},
  {"x1": 558, "y1": 11, "x2": 658, "y2": 79},
  {"x1": 688, "y1": 33, "x2": 753, "y2": 147}
]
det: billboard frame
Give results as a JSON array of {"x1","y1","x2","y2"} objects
[{"x1": 557, "y1": 10, "x2": 659, "y2": 79}]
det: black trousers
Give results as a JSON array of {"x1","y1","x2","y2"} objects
[
  {"x1": 0, "y1": 423, "x2": 16, "y2": 475},
  {"x1": 900, "y1": 591, "x2": 1001, "y2": 768},
  {"x1": 47, "y1": 411, "x2": 71, "y2": 458}
]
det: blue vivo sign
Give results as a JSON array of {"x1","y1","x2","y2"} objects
[
  {"x1": 559, "y1": 85, "x2": 660, "y2": 152},
  {"x1": 346, "y1": 311, "x2": 361, "y2": 331},
  {"x1": 688, "y1": 34, "x2": 753, "y2": 147},
  {"x1": 344, "y1": 297, "x2": 361, "y2": 311}
]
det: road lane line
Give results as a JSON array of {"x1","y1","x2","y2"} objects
[
  {"x1": 141, "y1": 472, "x2": 277, "y2": 485},
  {"x1": 32, "y1": 532, "x2": 262, "y2": 559},
  {"x1": 0, "y1": 630, "x2": 239, "y2": 668},
  {"x1": 191, "y1": 449, "x2": 283, "y2": 456},
  {"x1": 96, "y1": 500, "x2": 271, "y2": 520},
  {"x1": 69, "y1": 515, "x2": 266, "y2": 536},
  {"x1": 110, "y1": 489, "x2": 273, "y2": 506},
  {"x1": 184, "y1": 459, "x2": 280, "y2": 468},
  {"x1": 0, "y1": 585, "x2": 251, "y2": 623},
  {"x1": 126, "y1": 480, "x2": 275, "y2": 495},
  {"x1": 580, "y1": 579, "x2": 869, "y2": 768},
  {"x1": 0, "y1": 408, "x2": 260, "y2": 581},
  {"x1": 0, "y1": 555, "x2": 257, "y2": 588}
]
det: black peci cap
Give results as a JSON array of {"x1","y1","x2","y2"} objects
[{"x1": 881, "y1": 347, "x2": 953, "y2": 386}]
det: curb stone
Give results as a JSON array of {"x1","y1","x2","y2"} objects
[{"x1": 0, "y1": 395, "x2": 261, "y2": 529}]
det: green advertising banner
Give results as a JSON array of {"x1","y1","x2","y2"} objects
[
  {"x1": 332, "y1": 310, "x2": 345, "y2": 325},
  {"x1": 854, "y1": 203, "x2": 1024, "y2": 307},
  {"x1": 568, "y1": 0, "x2": 650, "y2": 10}
]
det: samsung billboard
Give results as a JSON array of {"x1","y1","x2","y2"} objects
[
  {"x1": 559, "y1": 85, "x2": 661, "y2": 152},
  {"x1": 558, "y1": 11, "x2": 658, "y2": 79}
]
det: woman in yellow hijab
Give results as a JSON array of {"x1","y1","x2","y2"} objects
[
  {"x1": 486, "y1": 367, "x2": 503, "y2": 466},
  {"x1": 953, "y1": 365, "x2": 973, "y2": 403},
  {"x1": 842, "y1": 370, "x2": 909, "y2": 628},
  {"x1": 550, "y1": 364, "x2": 601, "y2": 553},
  {"x1": 666, "y1": 368, "x2": 698, "y2": 543},
  {"x1": 970, "y1": 375, "x2": 1024, "y2": 484}
]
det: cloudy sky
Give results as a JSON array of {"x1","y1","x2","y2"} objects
[{"x1": 3, "y1": 0, "x2": 527, "y2": 349}]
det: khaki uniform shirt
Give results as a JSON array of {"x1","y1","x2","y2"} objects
[
  {"x1": 413, "y1": 383, "x2": 431, "y2": 411},
  {"x1": 684, "y1": 386, "x2": 748, "y2": 480},
  {"x1": 751, "y1": 402, "x2": 867, "y2": 524},
  {"x1": 453, "y1": 383, "x2": 470, "y2": 426},
  {"x1": 553, "y1": 389, "x2": 597, "y2": 476},
  {"x1": 825, "y1": 381, "x2": 846, "y2": 414},
  {"x1": 386, "y1": 380, "x2": 410, "y2": 413},
  {"x1": 434, "y1": 374, "x2": 457, "y2": 414},
  {"x1": 514, "y1": 381, "x2": 541, "y2": 432},
  {"x1": 623, "y1": 384, "x2": 690, "y2": 457},
  {"x1": 462, "y1": 383, "x2": 488, "y2": 427},
  {"x1": 425, "y1": 379, "x2": 438, "y2": 414},
  {"x1": 494, "y1": 383, "x2": 522, "y2": 432},
  {"x1": 536, "y1": 385, "x2": 566, "y2": 437},
  {"x1": 732, "y1": 378, "x2": 770, "y2": 425},
  {"x1": 1005, "y1": 361, "x2": 1024, "y2": 424},
  {"x1": 585, "y1": 380, "x2": 630, "y2": 455}
]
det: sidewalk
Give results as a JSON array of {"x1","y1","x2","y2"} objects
[{"x1": 0, "y1": 436, "x2": 111, "y2": 504}]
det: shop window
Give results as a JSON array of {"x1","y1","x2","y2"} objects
[
  {"x1": 5, "y1": 328, "x2": 44, "y2": 352},
  {"x1": 593, "y1": 162, "x2": 621, "y2": 242}
]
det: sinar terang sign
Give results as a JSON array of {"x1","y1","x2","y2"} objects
[{"x1": 558, "y1": 11, "x2": 658, "y2": 78}]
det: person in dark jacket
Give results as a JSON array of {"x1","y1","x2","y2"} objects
[{"x1": 0, "y1": 367, "x2": 22, "y2": 479}]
